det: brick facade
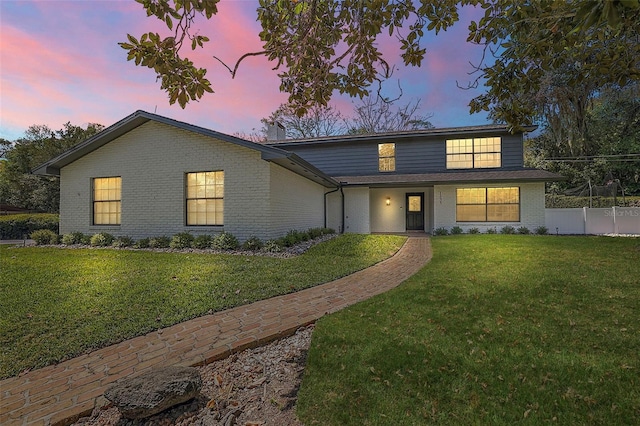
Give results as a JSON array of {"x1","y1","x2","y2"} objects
[{"x1": 60, "y1": 121, "x2": 326, "y2": 241}]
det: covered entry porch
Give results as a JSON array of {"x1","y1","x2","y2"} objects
[{"x1": 336, "y1": 186, "x2": 435, "y2": 234}]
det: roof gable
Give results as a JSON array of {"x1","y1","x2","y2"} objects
[{"x1": 32, "y1": 110, "x2": 338, "y2": 188}]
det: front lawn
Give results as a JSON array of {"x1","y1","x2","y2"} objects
[
  {"x1": 0, "y1": 234, "x2": 406, "y2": 379},
  {"x1": 297, "y1": 235, "x2": 640, "y2": 425}
]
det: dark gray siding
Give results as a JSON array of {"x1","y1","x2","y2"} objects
[
  {"x1": 501, "y1": 134, "x2": 524, "y2": 168},
  {"x1": 281, "y1": 132, "x2": 524, "y2": 177}
]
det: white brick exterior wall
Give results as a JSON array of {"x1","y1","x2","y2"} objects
[
  {"x1": 267, "y1": 163, "x2": 326, "y2": 240},
  {"x1": 343, "y1": 187, "x2": 370, "y2": 233},
  {"x1": 369, "y1": 187, "x2": 434, "y2": 233},
  {"x1": 59, "y1": 121, "x2": 325, "y2": 241},
  {"x1": 432, "y1": 182, "x2": 545, "y2": 232}
]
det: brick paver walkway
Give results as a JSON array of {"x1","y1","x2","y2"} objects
[{"x1": 0, "y1": 237, "x2": 431, "y2": 426}]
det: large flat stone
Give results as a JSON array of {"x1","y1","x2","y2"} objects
[{"x1": 104, "y1": 366, "x2": 202, "y2": 419}]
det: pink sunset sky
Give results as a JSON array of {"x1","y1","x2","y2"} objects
[{"x1": 0, "y1": 0, "x2": 490, "y2": 142}]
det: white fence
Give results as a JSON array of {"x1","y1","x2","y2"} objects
[{"x1": 545, "y1": 207, "x2": 640, "y2": 235}]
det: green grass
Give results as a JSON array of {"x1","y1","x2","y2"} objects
[
  {"x1": 0, "y1": 234, "x2": 405, "y2": 379},
  {"x1": 297, "y1": 235, "x2": 640, "y2": 425}
]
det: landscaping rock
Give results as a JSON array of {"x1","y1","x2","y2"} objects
[{"x1": 104, "y1": 366, "x2": 202, "y2": 419}]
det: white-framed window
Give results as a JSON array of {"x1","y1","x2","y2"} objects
[
  {"x1": 93, "y1": 177, "x2": 121, "y2": 225},
  {"x1": 186, "y1": 171, "x2": 224, "y2": 225},
  {"x1": 456, "y1": 187, "x2": 519, "y2": 222},
  {"x1": 446, "y1": 137, "x2": 501, "y2": 169}
]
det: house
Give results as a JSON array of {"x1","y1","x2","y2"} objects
[{"x1": 33, "y1": 110, "x2": 562, "y2": 240}]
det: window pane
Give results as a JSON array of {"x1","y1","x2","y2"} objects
[
  {"x1": 378, "y1": 143, "x2": 395, "y2": 157},
  {"x1": 379, "y1": 157, "x2": 395, "y2": 172},
  {"x1": 488, "y1": 204, "x2": 520, "y2": 221},
  {"x1": 457, "y1": 188, "x2": 486, "y2": 205},
  {"x1": 474, "y1": 152, "x2": 501, "y2": 168},
  {"x1": 447, "y1": 154, "x2": 473, "y2": 169},
  {"x1": 408, "y1": 196, "x2": 422, "y2": 212},
  {"x1": 488, "y1": 187, "x2": 519, "y2": 204},
  {"x1": 457, "y1": 205, "x2": 486, "y2": 222}
]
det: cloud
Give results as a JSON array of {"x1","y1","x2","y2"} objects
[{"x1": 0, "y1": 1, "x2": 490, "y2": 141}]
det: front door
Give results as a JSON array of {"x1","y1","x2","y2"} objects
[{"x1": 406, "y1": 193, "x2": 424, "y2": 231}]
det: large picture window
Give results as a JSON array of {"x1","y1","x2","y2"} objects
[
  {"x1": 93, "y1": 177, "x2": 121, "y2": 225},
  {"x1": 446, "y1": 137, "x2": 501, "y2": 169},
  {"x1": 186, "y1": 171, "x2": 224, "y2": 225},
  {"x1": 378, "y1": 143, "x2": 396, "y2": 172},
  {"x1": 456, "y1": 187, "x2": 519, "y2": 222}
]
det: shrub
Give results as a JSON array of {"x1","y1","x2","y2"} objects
[
  {"x1": 170, "y1": 232, "x2": 194, "y2": 249},
  {"x1": 112, "y1": 236, "x2": 134, "y2": 248},
  {"x1": 517, "y1": 226, "x2": 530, "y2": 235},
  {"x1": 193, "y1": 234, "x2": 213, "y2": 249},
  {"x1": 212, "y1": 232, "x2": 239, "y2": 250},
  {"x1": 90, "y1": 232, "x2": 115, "y2": 247},
  {"x1": 149, "y1": 236, "x2": 171, "y2": 249},
  {"x1": 134, "y1": 238, "x2": 151, "y2": 248},
  {"x1": 0, "y1": 213, "x2": 59, "y2": 239},
  {"x1": 468, "y1": 227, "x2": 480, "y2": 234},
  {"x1": 486, "y1": 227, "x2": 497, "y2": 234},
  {"x1": 242, "y1": 236, "x2": 263, "y2": 251},
  {"x1": 31, "y1": 229, "x2": 59, "y2": 245},
  {"x1": 500, "y1": 225, "x2": 516, "y2": 235},
  {"x1": 451, "y1": 226, "x2": 464, "y2": 235},
  {"x1": 307, "y1": 227, "x2": 324, "y2": 239},
  {"x1": 535, "y1": 226, "x2": 549, "y2": 235},
  {"x1": 262, "y1": 240, "x2": 283, "y2": 253},
  {"x1": 61, "y1": 232, "x2": 87, "y2": 245},
  {"x1": 433, "y1": 227, "x2": 449, "y2": 236}
]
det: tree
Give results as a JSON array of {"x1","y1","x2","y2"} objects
[
  {"x1": 470, "y1": 1, "x2": 640, "y2": 130},
  {"x1": 346, "y1": 96, "x2": 433, "y2": 134},
  {"x1": 0, "y1": 138, "x2": 11, "y2": 159},
  {"x1": 0, "y1": 123, "x2": 103, "y2": 212},
  {"x1": 122, "y1": 0, "x2": 639, "y2": 129},
  {"x1": 262, "y1": 103, "x2": 346, "y2": 139},
  {"x1": 525, "y1": 83, "x2": 640, "y2": 194},
  {"x1": 261, "y1": 94, "x2": 432, "y2": 139}
]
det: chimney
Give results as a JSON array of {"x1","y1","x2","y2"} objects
[{"x1": 267, "y1": 121, "x2": 286, "y2": 141}]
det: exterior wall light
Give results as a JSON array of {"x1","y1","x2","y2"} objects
[{"x1": 386, "y1": 197, "x2": 391, "y2": 206}]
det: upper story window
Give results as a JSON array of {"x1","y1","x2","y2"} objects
[
  {"x1": 378, "y1": 143, "x2": 396, "y2": 172},
  {"x1": 446, "y1": 137, "x2": 501, "y2": 169},
  {"x1": 93, "y1": 177, "x2": 121, "y2": 225},
  {"x1": 186, "y1": 171, "x2": 224, "y2": 226}
]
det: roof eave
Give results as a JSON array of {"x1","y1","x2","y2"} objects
[
  {"x1": 266, "y1": 124, "x2": 539, "y2": 147},
  {"x1": 262, "y1": 151, "x2": 339, "y2": 188}
]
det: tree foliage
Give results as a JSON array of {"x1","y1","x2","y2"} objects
[
  {"x1": 122, "y1": 0, "x2": 639, "y2": 129},
  {"x1": 0, "y1": 123, "x2": 103, "y2": 212},
  {"x1": 526, "y1": 83, "x2": 640, "y2": 194}
]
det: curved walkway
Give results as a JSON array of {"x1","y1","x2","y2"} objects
[{"x1": 0, "y1": 237, "x2": 432, "y2": 426}]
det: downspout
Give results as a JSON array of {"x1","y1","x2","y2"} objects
[
  {"x1": 340, "y1": 184, "x2": 345, "y2": 234},
  {"x1": 324, "y1": 185, "x2": 340, "y2": 229}
]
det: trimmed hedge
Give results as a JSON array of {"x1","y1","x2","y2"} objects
[
  {"x1": 0, "y1": 214, "x2": 59, "y2": 239},
  {"x1": 546, "y1": 194, "x2": 640, "y2": 208}
]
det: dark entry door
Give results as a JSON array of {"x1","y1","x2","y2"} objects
[{"x1": 406, "y1": 193, "x2": 424, "y2": 231}]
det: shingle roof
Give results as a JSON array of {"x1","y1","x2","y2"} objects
[
  {"x1": 333, "y1": 169, "x2": 564, "y2": 186},
  {"x1": 31, "y1": 110, "x2": 339, "y2": 188},
  {"x1": 266, "y1": 124, "x2": 538, "y2": 146}
]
